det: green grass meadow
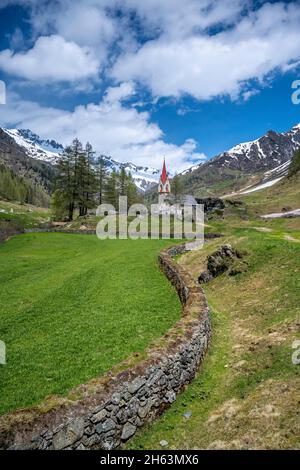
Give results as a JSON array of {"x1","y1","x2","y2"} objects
[{"x1": 0, "y1": 233, "x2": 181, "y2": 415}]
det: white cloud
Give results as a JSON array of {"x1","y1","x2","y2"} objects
[
  {"x1": 112, "y1": 2, "x2": 300, "y2": 101},
  {"x1": 0, "y1": 35, "x2": 100, "y2": 82},
  {"x1": 120, "y1": 0, "x2": 244, "y2": 38},
  {"x1": 2, "y1": 0, "x2": 300, "y2": 173},
  {"x1": 2, "y1": 1, "x2": 300, "y2": 102},
  {"x1": 0, "y1": 86, "x2": 205, "y2": 172},
  {"x1": 104, "y1": 81, "x2": 135, "y2": 104},
  {"x1": 55, "y1": 5, "x2": 116, "y2": 48}
]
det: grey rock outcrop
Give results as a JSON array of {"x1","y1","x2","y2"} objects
[{"x1": 198, "y1": 244, "x2": 247, "y2": 283}]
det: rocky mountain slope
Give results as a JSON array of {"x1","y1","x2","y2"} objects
[
  {"x1": 0, "y1": 128, "x2": 56, "y2": 194},
  {"x1": 179, "y1": 123, "x2": 300, "y2": 197},
  {"x1": 0, "y1": 128, "x2": 159, "y2": 192},
  {"x1": 2, "y1": 122, "x2": 300, "y2": 201}
]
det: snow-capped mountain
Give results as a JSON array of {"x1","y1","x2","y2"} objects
[
  {"x1": 179, "y1": 123, "x2": 300, "y2": 196},
  {"x1": 192, "y1": 123, "x2": 300, "y2": 175},
  {"x1": 215, "y1": 123, "x2": 300, "y2": 172},
  {"x1": 180, "y1": 162, "x2": 203, "y2": 176},
  {"x1": 4, "y1": 128, "x2": 64, "y2": 164},
  {"x1": 95, "y1": 155, "x2": 159, "y2": 191},
  {"x1": 2, "y1": 128, "x2": 160, "y2": 191}
]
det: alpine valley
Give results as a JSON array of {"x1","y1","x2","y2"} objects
[
  {"x1": 0, "y1": 127, "x2": 160, "y2": 205},
  {"x1": 1, "y1": 122, "x2": 300, "y2": 206}
]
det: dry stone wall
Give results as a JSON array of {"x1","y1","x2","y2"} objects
[{"x1": 0, "y1": 242, "x2": 211, "y2": 450}]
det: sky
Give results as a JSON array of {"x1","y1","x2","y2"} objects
[{"x1": 0, "y1": 0, "x2": 300, "y2": 172}]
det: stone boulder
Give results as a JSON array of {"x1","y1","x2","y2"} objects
[
  {"x1": 198, "y1": 244, "x2": 247, "y2": 283},
  {"x1": 195, "y1": 197, "x2": 225, "y2": 213}
]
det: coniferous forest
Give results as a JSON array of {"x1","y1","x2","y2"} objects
[{"x1": 52, "y1": 139, "x2": 140, "y2": 220}]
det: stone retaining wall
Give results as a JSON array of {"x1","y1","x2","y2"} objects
[{"x1": 0, "y1": 242, "x2": 211, "y2": 450}]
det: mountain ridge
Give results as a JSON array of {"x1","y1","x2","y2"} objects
[
  {"x1": 176, "y1": 123, "x2": 300, "y2": 197},
  {"x1": 1, "y1": 122, "x2": 300, "y2": 202},
  {"x1": 1, "y1": 128, "x2": 160, "y2": 192}
]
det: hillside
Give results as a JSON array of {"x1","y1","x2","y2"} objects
[
  {"x1": 0, "y1": 128, "x2": 160, "y2": 195},
  {"x1": 127, "y1": 172, "x2": 300, "y2": 450},
  {"x1": 0, "y1": 129, "x2": 56, "y2": 206},
  {"x1": 223, "y1": 170, "x2": 300, "y2": 225},
  {"x1": 176, "y1": 123, "x2": 300, "y2": 198}
]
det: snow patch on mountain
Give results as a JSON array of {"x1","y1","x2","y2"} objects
[
  {"x1": 180, "y1": 162, "x2": 203, "y2": 175},
  {"x1": 3, "y1": 128, "x2": 160, "y2": 192},
  {"x1": 240, "y1": 176, "x2": 284, "y2": 194},
  {"x1": 227, "y1": 138, "x2": 260, "y2": 157},
  {"x1": 4, "y1": 128, "x2": 63, "y2": 164}
]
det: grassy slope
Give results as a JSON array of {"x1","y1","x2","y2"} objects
[
  {"x1": 0, "y1": 199, "x2": 50, "y2": 229},
  {"x1": 233, "y1": 172, "x2": 300, "y2": 216},
  {"x1": 128, "y1": 176, "x2": 300, "y2": 450},
  {"x1": 0, "y1": 233, "x2": 181, "y2": 415}
]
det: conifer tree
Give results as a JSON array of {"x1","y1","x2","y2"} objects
[
  {"x1": 288, "y1": 148, "x2": 300, "y2": 177},
  {"x1": 172, "y1": 173, "x2": 184, "y2": 202},
  {"x1": 105, "y1": 169, "x2": 118, "y2": 209},
  {"x1": 126, "y1": 172, "x2": 140, "y2": 208},
  {"x1": 96, "y1": 156, "x2": 107, "y2": 205},
  {"x1": 119, "y1": 167, "x2": 127, "y2": 196}
]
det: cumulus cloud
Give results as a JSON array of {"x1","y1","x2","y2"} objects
[
  {"x1": 0, "y1": 35, "x2": 100, "y2": 82},
  {"x1": 119, "y1": 0, "x2": 245, "y2": 38},
  {"x1": 2, "y1": 1, "x2": 300, "y2": 101},
  {"x1": 1, "y1": 0, "x2": 300, "y2": 172},
  {"x1": 54, "y1": 5, "x2": 116, "y2": 48},
  {"x1": 0, "y1": 86, "x2": 205, "y2": 171},
  {"x1": 112, "y1": 2, "x2": 300, "y2": 101}
]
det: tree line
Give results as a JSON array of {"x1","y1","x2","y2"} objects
[
  {"x1": 52, "y1": 139, "x2": 140, "y2": 221},
  {"x1": 288, "y1": 148, "x2": 300, "y2": 177},
  {"x1": 0, "y1": 165, "x2": 50, "y2": 207}
]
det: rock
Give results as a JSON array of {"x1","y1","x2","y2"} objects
[
  {"x1": 135, "y1": 416, "x2": 143, "y2": 427},
  {"x1": 198, "y1": 271, "x2": 213, "y2": 283},
  {"x1": 76, "y1": 443, "x2": 86, "y2": 450},
  {"x1": 91, "y1": 408, "x2": 107, "y2": 423},
  {"x1": 96, "y1": 418, "x2": 116, "y2": 435},
  {"x1": 82, "y1": 433, "x2": 102, "y2": 448},
  {"x1": 111, "y1": 392, "x2": 121, "y2": 405},
  {"x1": 147, "y1": 369, "x2": 164, "y2": 387},
  {"x1": 116, "y1": 407, "x2": 129, "y2": 424},
  {"x1": 52, "y1": 418, "x2": 85, "y2": 450},
  {"x1": 127, "y1": 377, "x2": 146, "y2": 394},
  {"x1": 102, "y1": 437, "x2": 120, "y2": 450},
  {"x1": 121, "y1": 422, "x2": 136, "y2": 441},
  {"x1": 137, "y1": 385, "x2": 150, "y2": 399},
  {"x1": 195, "y1": 197, "x2": 225, "y2": 213},
  {"x1": 164, "y1": 390, "x2": 176, "y2": 403},
  {"x1": 160, "y1": 440, "x2": 169, "y2": 447},
  {"x1": 123, "y1": 391, "x2": 132, "y2": 401},
  {"x1": 198, "y1": 244, "x2": 247, "y2": 283},
  {"x1": 138, "y1": 401, "x2": 152, "y2": 419}
]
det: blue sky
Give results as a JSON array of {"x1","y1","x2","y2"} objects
[{"x1": 0, "y1": 0, "x2": 300, "y2": 171}]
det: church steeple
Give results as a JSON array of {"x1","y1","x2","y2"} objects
[{"x1": 158, "y1": 158, "x2": 171, "y2": 194}]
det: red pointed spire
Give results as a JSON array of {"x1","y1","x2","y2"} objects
[{"x1": 161, "y1": 158, "x2": 168, "y2": 184}]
